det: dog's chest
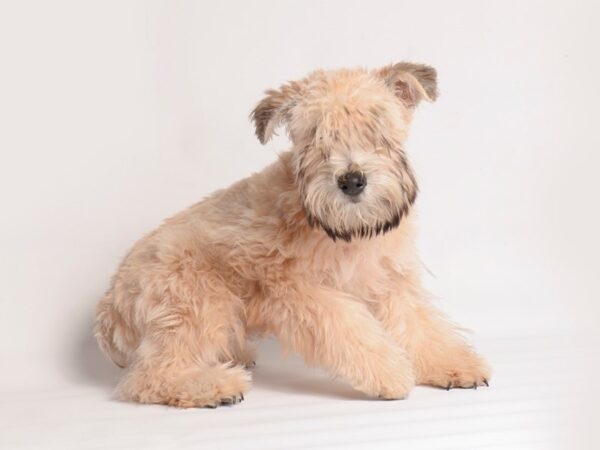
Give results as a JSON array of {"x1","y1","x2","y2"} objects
[
  {"x1": 296, "y1": 235, "x2": 398, "y2": 291},
  {"x1": 285, "y1": 213, "x2": 421, "y2": 294}
]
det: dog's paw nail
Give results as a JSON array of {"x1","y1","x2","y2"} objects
[
  {"x1": 205, "y1": 404, "x2": 217, "y2": 409},
  {"x1": 483, "y1": 378, "x2": 489, "y2": 387},
  {"x1": 446, "y1": 382, "x2": 452, "y2": 391},
  {"x1": 220, "y1": 396, "x2": 240, "y2": 405},
  {"x1": 473, "y1": 384, "x2": 477, "y2": 390},
  {"x1": 220, "y1": 394, "x2": 244, "y2": 405}
]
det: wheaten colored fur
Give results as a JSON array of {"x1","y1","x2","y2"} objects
[{"x1": 95, "y1": 62, "x2": 490, "y2": 408}]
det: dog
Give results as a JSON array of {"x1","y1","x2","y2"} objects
[{"x1": 95, "y1": 62, "x2": 490, "y2": 408}]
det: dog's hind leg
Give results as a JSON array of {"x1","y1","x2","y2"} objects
[
  {"x1": 116, "y1": 270, "x2": 251, "y2": 408},
  {"x1": 232, "y1": 344, "x2": 257, "y2": 368}
]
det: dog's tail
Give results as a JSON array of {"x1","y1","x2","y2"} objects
[{"x1": 94, "y1": 293, "x2": 129, "y2": 368}]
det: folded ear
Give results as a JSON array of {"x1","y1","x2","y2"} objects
[
  {"x1": 376, "y1": 62, "x2": 438, "y2": 108},
  {"x1": 250, "y1": 82, "x2": 302, "y2": 144}
]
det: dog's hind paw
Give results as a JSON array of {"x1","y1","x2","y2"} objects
[{"x1": 211, "y1": 392, "x2": 245, "y2": 407}]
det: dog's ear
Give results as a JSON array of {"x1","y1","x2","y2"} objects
[
  {"x1": 250, "y1": 82, "x2": 302, "y2": 144},
  {"x1": 376, "y1": 62, "x2": 438, "y2": 108}
]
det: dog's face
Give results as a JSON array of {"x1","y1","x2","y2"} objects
[{"x1": 251, "y1": 62, "x2": 438, "y2": 241}]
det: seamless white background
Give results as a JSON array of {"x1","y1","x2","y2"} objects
[{"x1": 0, "y1": 1, "x2": 599, "y2": 449}]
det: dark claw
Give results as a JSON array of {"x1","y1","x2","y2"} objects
[
  {"x1": 473, "y1": 383, "x2": 478, "y2": 390},
  {"x1": 206, "y1": 404, "x2": 217, "y2": 409},
  {"x1": 483, "y1": 378, "x2": 489, "y2": 387},
  {"x1": 240, "y1": 393, "x2": 244, "y2": 401},
  {"x1": 446, "y1": 382, "x2": 452, "y2": 391}
]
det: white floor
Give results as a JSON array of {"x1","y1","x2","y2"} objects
[{"x1": 2, "y1": 334, "x2": 597, "y2": 450}]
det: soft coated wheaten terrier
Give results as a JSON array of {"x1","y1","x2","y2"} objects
[{"x1": 95, "y1": 62, "x2": 490, "y2": 408}]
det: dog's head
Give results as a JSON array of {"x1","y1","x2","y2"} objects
[{"x1": 251, "y1": 62, "x2": 438, "y2": 241}]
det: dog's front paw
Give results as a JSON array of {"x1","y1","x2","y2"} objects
[
  {"x1": 418, "y1": 350, "x2": 491, "y2": 390},
  {"x1": 377, "y1": 377, "x2": 415, "y2": 400},
  {"x1": 364, "y1": 354, "x2": 416, "y2": 400}
]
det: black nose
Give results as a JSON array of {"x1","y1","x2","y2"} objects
[{"x1": 337, "y1": 171, "x2": 366, "y2": 196}]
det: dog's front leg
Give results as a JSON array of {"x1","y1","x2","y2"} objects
[
  {"x1": 257, "y1": 285, "x2": 415, "y2": 399},
  {"x1": 372, "y1": 270, "x2": 491, "y2": 390}
]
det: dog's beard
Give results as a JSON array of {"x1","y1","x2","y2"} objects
[
  {"x1": 306, "y1": 211, "x2": 404, "y2": 242},
  {"x1": 303, "y1": 182, "x2": 417, "y2": 243},
  {"x1": 300, "y1": 160, "x2": 418, "y2": 243}
]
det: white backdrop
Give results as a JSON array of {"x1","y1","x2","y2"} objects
[{"x1": 1, "y1": 0, "x2": 598, "y2": 395}]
